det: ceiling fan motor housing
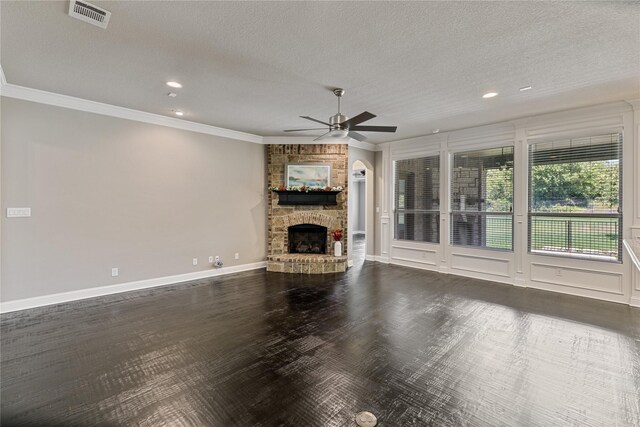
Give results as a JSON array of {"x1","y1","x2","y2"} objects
[{"x1": 330, "y1": 113, "x2": 348, "y2": 129}]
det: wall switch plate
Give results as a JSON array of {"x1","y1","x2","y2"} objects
[
  {"x1": 111, "y1": 267, "x2": 119, "y2": 277},
  {"x1": 235, "y1": 253, "x2": 239, "y2": 260},
  {"x1": 193, "y1": 258, "x2": 198, "y2": 266},
  {"x1": 209, "y1": 256, "x2": 214, "y2": 263},
  {"x1": 7, "y1": 207, "x2": 31, "y2": 217}
]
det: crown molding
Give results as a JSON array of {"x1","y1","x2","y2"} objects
[
  {"x1": 348, "y1": 138, "x2": 379, "y2": 152},
  {"x1": 627, "y1": 99, "x2": 640, "y2": 111},
  {"x1": 262, "y1": 135, "x2": 378, "y2": 151},
  {"x1": 0, "y1": 80, "x2": 384, "y2": 150},
  {"x1": 0, "y1": 83, "x2": 264, "y2": 144}
]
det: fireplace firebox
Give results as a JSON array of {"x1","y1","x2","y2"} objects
[{"x1": 288, "y1": 224, "x2": 327, "y2": 254}]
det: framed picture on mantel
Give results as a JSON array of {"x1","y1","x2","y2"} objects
[{"x1": 286, "y1": 163, "x2": 331, "y2": 188}]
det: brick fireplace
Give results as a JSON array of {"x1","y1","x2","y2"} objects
[{"x1": 266, "y1": 144, "x2": 348, "y2": 273}]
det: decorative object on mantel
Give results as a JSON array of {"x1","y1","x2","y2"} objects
[
  {"x1": 332, "y1": 229, "x2": 343, "y2": 257},
  {"x1": 269, "y1": 185, "x2": 343, "y2": 206},
  {"x1": 286, "y1": 163, "x2": 331, "y2": 188},
  {"x1": 268, "y1": 185, "x2": 343, "y2": 192}
]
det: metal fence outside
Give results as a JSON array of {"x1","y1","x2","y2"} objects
[{"x1": 528, "y1": 214, "x2": 620, "y2": 260}]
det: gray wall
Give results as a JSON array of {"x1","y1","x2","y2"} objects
[
  {"x1": 353, "y1": 181, "x2": 365, "y2": 231},
  {"x1": 1, "y1": 98, "x2": 266, "y2": 302},
  {"x1": 358, "y1": 181, "x2": 366, "y2": 230}
]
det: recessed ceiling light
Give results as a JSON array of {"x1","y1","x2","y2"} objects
[
  {"x1": 174, "y1": 110, "x2": 184, "y2": 116},
  {"x1": 167, "y1": 92, "x2": 177, "y2": 98},
  {"x1": 166, "y1": 81, "x2": 182, "y2": 88},
  {"x1": 432, "y1": 129, "x2": 440, "y2": 134},
  {"x1": 519, "y1": 86, "x2": 532, "y2": 92},
  {"x1": 482, "y1": 92, "x2": 498, "y2": 99}
]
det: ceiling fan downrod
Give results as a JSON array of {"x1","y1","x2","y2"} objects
[{"x1": 331, "y1": 88, "x2": 348, "y2": 129}]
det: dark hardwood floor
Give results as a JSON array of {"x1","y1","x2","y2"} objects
[{"x1": 2, "y1": 236, "x2": 640, "y2": 426}]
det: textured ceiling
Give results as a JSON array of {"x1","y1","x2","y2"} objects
[{"x1": 1, "y1": 1, "x2": 639, "y2": 143}]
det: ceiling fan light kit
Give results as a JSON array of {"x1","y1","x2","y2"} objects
[
  {"x1": 284, "y1": 88, "x2": 397, "y2": 142},
  {"x1": 329, "y1": 129, "x2": 349, "y2": 139}
]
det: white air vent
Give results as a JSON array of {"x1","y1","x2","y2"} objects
[{"x1": 68, "y1": 0, "x2": 111, "y2": 29}]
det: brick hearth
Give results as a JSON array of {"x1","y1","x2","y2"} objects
[{"x1": 266, "y1": 254, "x2": 348, "y2": 273}]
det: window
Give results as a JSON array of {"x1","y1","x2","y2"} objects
[
  {"x1": 528, "y1": 133, "x2": 622, "y2": 261},
  {"x1": 451, "y1": 146, "x2": 513, "y2": 250},
  {"x1": 394, "y1": 155, "x2": 440, "y2": 243}
]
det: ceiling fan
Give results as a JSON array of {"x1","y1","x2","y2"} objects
[{"x1": 284, "y1": 88, "x2": 397, "y2": 141}]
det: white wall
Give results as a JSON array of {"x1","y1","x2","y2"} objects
[
  {"x1": 1, "y1": 97, "x2": 266, "y2": 306},
  {"x1": 377, "y1": 101, "x2": 639, "y2": 305}
]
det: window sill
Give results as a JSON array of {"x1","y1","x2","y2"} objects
[{"x1": 529, "y1": 249, "x2": 620, "y2": 263}]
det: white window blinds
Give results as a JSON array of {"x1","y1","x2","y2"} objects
[
  {"x1": 393, "y1": 156, "x2": 440, "y2": 243},
  {"x1": 528, "y1": 132, "x2": 622, "y2": 261},
  {"x1": 450, "y1": 146, "x2": 514, "y2": 250}
]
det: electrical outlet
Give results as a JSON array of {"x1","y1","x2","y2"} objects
[
  {"x1": 193, "y1": 258, "x2": 198, "y2": 266},
  {"x1": 111, "y1": 267, "x2": 119, "y2": 277},
  {"x1": 209, "y1": 256, "x2": 214, "y2": 263},
  {"x1": 7, "y1": 207, "x2": 31, "y2": 217},
  {"x1": 235, "y1": 253, "x2": 239, "y2": 260}
]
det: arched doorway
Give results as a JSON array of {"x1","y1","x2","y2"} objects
[{"x1": 349, "y1": 159, "x2": 374, "y2": 264}]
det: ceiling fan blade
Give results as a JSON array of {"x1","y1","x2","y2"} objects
[
  {"x1": 341, "y1": 111, "x2": 376, "y2": 128},
  {"x1": 347, "y1": 131, "x2": 367, "y2": 141},
  {"x1": 350, "y1": 125, "x2": 397, "y2": 133},
  {"x1": 284, "y1": 128, "x2": 328, "y2": 132},
  {"x1": 313, "y1": 131, "x2": 332, "y2": 141},
  {"x1": 301, "y1": 116, "x2": 331, "y2": 126}
]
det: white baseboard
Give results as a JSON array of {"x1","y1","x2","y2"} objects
[
  {"x1": 630, "y1": 296, "x2": 640, "y2": 308},
  {"x1": 367, "y1": 255, "x2": 390, "y2": 263},
  {"x1": 0, "y1": 261, "x2": 267, "y2": 314},
  {"x1": 514, "y1": 278, "x2": 527, "y2": 288}
]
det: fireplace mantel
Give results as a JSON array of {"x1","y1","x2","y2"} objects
[{"x1": 272, "y1": 190, "x2": 341, "y2": 206}]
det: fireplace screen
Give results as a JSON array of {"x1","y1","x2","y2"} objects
[{"x1": 288, "y1": 224, "x2": 327, "y2": 254}]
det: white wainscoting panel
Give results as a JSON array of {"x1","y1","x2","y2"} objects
[
  {"x1": 381, "y1": 216, "x2": 390, "y2": 260},
  {"x1": 530, "y1": 262, "x2": 624, "y2": 295},
  {"x1": 450, "y1": 252, "x2": 512, "y2": 278},
  {"x1": 391, "y1": 245, "x2": 438, "y2": 266}
]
